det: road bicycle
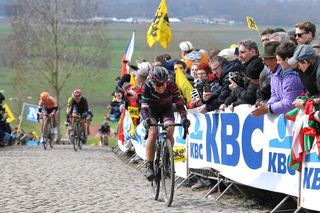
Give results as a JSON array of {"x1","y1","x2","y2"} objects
[
  {"x1": 145, "y1": 123, "x2": 188, "y2": 207},
  {"x1": 70, "y1": 114, "x2": 87, "y2": 151},
  {"x1": 39, "y1": 109, "x2": 55, "y2": 150}
]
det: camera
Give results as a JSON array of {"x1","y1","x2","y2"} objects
[
  {"x1": 225, "y1": 71, "x2": 240, "y2": 84},
  {"x1": 229, "y1": 72, "x2": 239, "y2": 82}
]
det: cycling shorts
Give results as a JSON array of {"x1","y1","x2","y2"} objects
[{"x1": 149, "y1": 104, "x2": 174, "y2": 123}]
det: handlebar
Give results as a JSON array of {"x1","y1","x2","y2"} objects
[{"x1": 144, "y1": 123, "x2": 189, "y2": 140}]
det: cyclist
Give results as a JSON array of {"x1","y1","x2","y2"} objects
[
  {"x1": 38, "y1": 91, "x2": 58, "y2": 142},
  {"x1": 66, "y1": 89, "x2": 92, "y2": 142},
  {"x1": 141, "y1": 66, "x2": 191, "y2": 181},
  {"x1": 98, "y1": 121, "x2": 111, "y2": 145}
]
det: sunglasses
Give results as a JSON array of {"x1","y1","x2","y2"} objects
[
  {"x1": 153, "y1": 82, "x2": 165, "y2": 87},
  {"x1": 294, "y1": 32, "x2": 307, "y2": 38}
]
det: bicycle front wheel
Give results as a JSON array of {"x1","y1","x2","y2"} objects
[
  {"x1": 72, "y1": 126, "x2": 79, "y2": 152},
  {"x1": 161, "y1": 138, "x2": 175, "y2": 207},
  {"x1": 42, "y1": 119, "x2": 49, "y2": 150}
]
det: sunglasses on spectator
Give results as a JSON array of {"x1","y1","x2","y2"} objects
[{"x1": 294, "y1": 32, "x2": 307, "y2": 38}]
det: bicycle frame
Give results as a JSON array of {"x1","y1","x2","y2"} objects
[
  {"x1": 40, "y1": 109, "x2": 54, "y2": 150},
  {"x1": 146, "y1": 123, "x2": 188, "y2": 207},
  {"x1": 70, "y1": 114, "x2": 86, "y2": 151}
]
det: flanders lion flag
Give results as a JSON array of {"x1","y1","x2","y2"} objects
[
  {"x1": 246, "y1": 16, "x2": 259, "y2": 32},
  {"x1": 146, "y1": 0, "x2": 172, "y2": 48}
]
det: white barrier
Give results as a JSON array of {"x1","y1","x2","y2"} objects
[
  {"x1": 301, "y1": 147, "x2": 320, "y2": 211},
  {"x1": 124, "y1": 105, "x2": 320, "y2": 211}
]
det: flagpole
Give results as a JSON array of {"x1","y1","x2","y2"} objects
[{"x1": 18, "y1": 102, "x2": 26, "y2": 133}]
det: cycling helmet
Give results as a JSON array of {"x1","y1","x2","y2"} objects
[
  {"x1": 72, "y1": 89, "x2": 81, "y2": 98},
  {"x1": 149, "y1": 66, "x2": 169, "y2": 84},
  {"x1": 40, "y1": 92, "x2": 49, "y2": 100}
]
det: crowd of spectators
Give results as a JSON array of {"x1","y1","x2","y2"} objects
[{"x1": 102, "y1": 20, "x2": 320, "y2": 191}]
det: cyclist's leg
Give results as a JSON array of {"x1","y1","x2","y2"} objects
[
  {"x1": 162, "y1": 106, "x2": 175, "y2": 144},
  {"x1": 146, "y1": 125, "x2": 157, "y2": 180}
]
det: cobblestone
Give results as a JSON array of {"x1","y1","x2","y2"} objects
[{"x1": 0, "y1": 145, "x2": 269, "y2": 213}]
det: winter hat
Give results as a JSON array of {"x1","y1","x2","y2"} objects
[{"x1": 261, "y1": 41, "x2": 280, "y2": 59}]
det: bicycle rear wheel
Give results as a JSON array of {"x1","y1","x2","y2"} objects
[
  {"x1": 151, "y1": 158, "x2": 161, "y2": 200},
  {"x1": 78, "y1": 133, "x2": 83, "y2": 150},
  {"x1": 161, "y1": 138, "x2": 175, "y2": 207}
]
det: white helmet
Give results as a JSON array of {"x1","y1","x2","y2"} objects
[{"x1": 179, "y1": 41, "x2": 193, "y2": 52}]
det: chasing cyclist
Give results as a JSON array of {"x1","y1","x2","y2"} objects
[
  {"x1": 66, "y1": 89, "x2": 92, "y2": 142},
  {"x1": 141, "y1": 66, "x2": 190, "y2": 181},
  {"x1": 38, "y1": 91, "x2": 58, "y2": 142}
]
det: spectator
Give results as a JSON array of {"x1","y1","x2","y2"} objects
[
  {"x1": 295, "y1": 21, "x2": 320, "y2": 54},
  {"x1": 190, "y1": 64, "x2": 199, "y2": 83},
  {"x1": 288, "y1": 44, "x2": 320, "y2": 108},
  {"x1": 98, "y1": 121, "x2": 111, "y2": 145},
  {"x1": 198, "y1": 56, "x2": 236, "y2": 113},
  {"x1": 218, "y1": 48, "x2": 238, "y2": 62},
  {"x1": 270, "y1": 31, "x2": 290, "y2": 44},
  {"x1": 179, "y1": 40, "x2": 194, "y2": 59},
  {"x1": 256, "y1": 41, "x2": 281, "y2": 104},
  {"x1": 174, "y1": 60, "x2": 194, "y2": 85},
  {"x1": 187, "y1": 63, "x2": 213, "y2": 109},
  {"x1": 208, "y1": 47, "x2": 221, "y2": 62},
  {"x1": 220, "y1": 40, "x2": 264, "y2": 111},
  {"x1": 106, "y1": 91, "x2": 123, "y2": 123},
  {"x1": 261, "y1": 28, "x2": 275, "y2": 45},
  {"x1": 287, "y1": 28, "x2": 297, "y2": 45},
  {"x1": 153, "y1": 55, "x2": 167, "y2": 66},
  {"x1": 135, "y1": 62, "x2": 152, "y2": 88},
  {"x1": 252, "y1": 42, "x2": 305, "y2": 116}
]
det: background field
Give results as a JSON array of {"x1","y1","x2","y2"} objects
[{"x1": 0, "y1": 22, "x2": 290, "y2": 145}]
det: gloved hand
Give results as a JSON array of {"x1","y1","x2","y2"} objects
[
  {"x1": 181, "y1": 115, "x2": 190, "y2": 128},
  {"x1": 81, "y1": 112, "x2": 88, "y2": 119},
  {"x1": 143, "y1": 118, "x2": 155, "y2": 129}
]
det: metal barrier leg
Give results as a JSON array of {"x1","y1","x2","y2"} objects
[
  {"x1": 204, "y1": 179, "x2": 224, "y2": 198},
  {"x1": 126, "y1": 153, "x2": 137, "y2": 164},
  {"x1": 270, "y1": 195, "x2": 290, "y2": 213},
  {"x1": 216, "y1": 182, "x2": 234, "y2": 201},
  {"x1": 232, "y1": 183, "x2": 247, "y2": 198},
  {"x1": 137, "y1": 160, "x2": 147, "y2": 170},
  {"x1": 176, "y1": 173, "x2": 194, "y2": 189}
]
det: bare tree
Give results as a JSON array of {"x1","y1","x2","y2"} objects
[{"x1": 11, "y1": 0, "x2": 109, "y2": 139}]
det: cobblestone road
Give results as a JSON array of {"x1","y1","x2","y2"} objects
[{"x1": 0, "y1": 145, "x2": 269, "y2": 213}]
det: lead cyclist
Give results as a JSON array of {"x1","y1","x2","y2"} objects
[{"x1": 141, "y1": 66, "x2": 190, "y2": 181}]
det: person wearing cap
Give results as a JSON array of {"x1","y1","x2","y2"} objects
[
  {"x1": 257, "y1": 42, "x2": 280, "y2": 102},
  {"x1": 179, "y1": 41, "x2": 194, "y2": 58},
  {"x1": 288, "y1": 44, "x2": 320, "y2": 109},
  {"x1": 252, "y1": 42, "x2": 305, "y2": 116},
  {"x1": 295, "y1": 21, "x2": 320, "y2": 55}
]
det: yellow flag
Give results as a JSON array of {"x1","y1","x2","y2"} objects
[
  {"x1": 146, "y1": 0, "x2": 172, "y2": 49},
  {"x1": 246, "y1": 16, "x2": 259, "y2": 32},
  {"x1": 175, "y1": 67, "x2": 193, "y2": 102},
  {"x1": 3, "y1": 103, "x2": 15, "y2": 123},
  {"x1": 130, "y1": 72, "x2": 137, "y2": 87}
]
